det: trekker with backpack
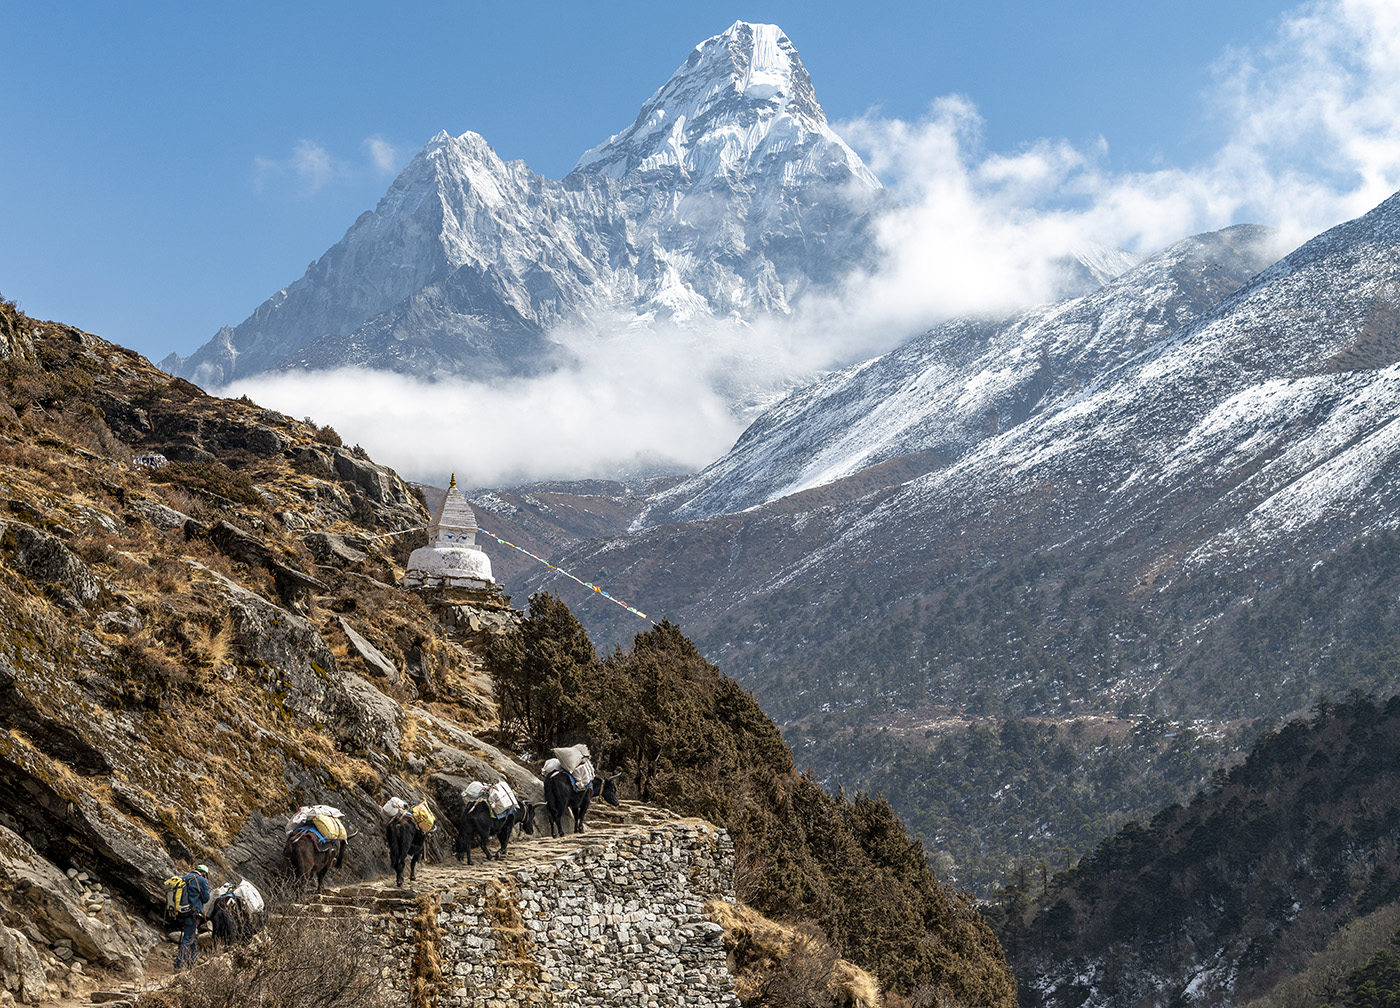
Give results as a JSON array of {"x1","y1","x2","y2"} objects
[{"x1": 172, "y1": 864, "x2": 211, "y2": 971}]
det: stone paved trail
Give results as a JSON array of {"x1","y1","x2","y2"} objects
[{"x1": 53, "y1": 801, "x2": 682, "y2": 1008}]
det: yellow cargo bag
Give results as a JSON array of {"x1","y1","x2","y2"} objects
[
  {"x1": 310, "y1": 814, "x2": 347, "y2": 841},
  {"x1": 411, "y1": 801, "x2": 435, "y2": 833}
]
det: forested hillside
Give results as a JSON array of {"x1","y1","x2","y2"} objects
[
  {"x1": 483, "y1": 594, "x2": 1016, "y2": 1005},
  {"x1": 745, "y1": 528, "x2": 1400, "y2": 893},
  {"x1": 998, "y1": 694, "x2": 1400, "y2": 1008}
]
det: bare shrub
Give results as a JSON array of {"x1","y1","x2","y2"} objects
[
  {"x1": 114, "y1": 634, "x2": 192, "y2": 708},
  {"x1": 72, "y1": 534, "x2": 124, "y2": 568},
  {"x1": 748, "y1": 926, "x2": 840, "y2": 1006},
  {"x1": 138, "y1": 894, "x2": 390, "y2": 1008},
  {"x1": 151, "y1": 460, "x2": 262, "y2": 507},
  {"x1": 156, "y1": 485, "x2": 211, "y2": 521},
  {"x1": 710, "y1": 900, "x2": 883, "y2": 1008},
  {"x1": 302, "y1": 417, "x2": 342, "y2": 448}
]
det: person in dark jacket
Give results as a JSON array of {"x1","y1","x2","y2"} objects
[{"x1": 174, "y1": 864, "x2": 212, "y2": 971}]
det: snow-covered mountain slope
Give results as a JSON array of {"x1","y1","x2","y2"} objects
[
  {"x1": 171, "y1": 130, "x2": 626, "y2": 384},
  {"x1": 573, "y1": 22, "x2": 877, "y2": 193},
  {"x1": 639, "y1": 224, "x2": 1280, "y2": 526},
  {"x1": 165, "y1": 22, "x2": 885, "y2": 390},
  {"x1": 755, "y1": 190, "x2": 1400, "y2": 608},
  {"x1": 506, "y1": 188, "x2": 1400, "y2": 683}
]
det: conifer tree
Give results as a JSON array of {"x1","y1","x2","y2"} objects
[{"x1": 488, "y1": 592, "x2": 598, "y2": 750}]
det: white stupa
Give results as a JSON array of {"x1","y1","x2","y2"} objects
[{"x1": 401, "y1": 475, "x2": 495, "y2": 590}]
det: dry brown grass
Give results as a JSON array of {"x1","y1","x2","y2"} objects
[
  {"x1": 137, "y1": 894, "x2": 390, "y2": 1008},
  {"x1": 708, "y1": 900, "x2": 883, "y2": 1008},
  {"x1": 410, "y1": 893, "x2": 444, "y2": 1008}
]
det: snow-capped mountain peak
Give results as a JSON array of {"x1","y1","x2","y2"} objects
[
  {"x1": 570, "y1": 21, "x2": 878, "y2": 191},
  {"x1": 168, "y1": 22, "x2": 886, "y2": 391}
]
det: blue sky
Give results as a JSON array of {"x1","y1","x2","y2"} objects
[{"x1": 3, "y1": 0, "x2": 1323, "y2": 365}]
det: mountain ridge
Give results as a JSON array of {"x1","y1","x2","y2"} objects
[
  {"x1": 164, "y1": 21, "x2": 886, "y2": 403},
  {"x1": 636, "y1": 222, "x2": 1281, "y2": 527}
]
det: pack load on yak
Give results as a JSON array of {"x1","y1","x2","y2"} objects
[
  {"x1": 287, "y1": 805, "x2": 347, "y2": 843},
  {"x1": 551, "y1": 744, "x2": 596, "y2": 791},
  {"x1": 207, "y1": 878, "x2": 264, "y2": 946},
  {"x1": 411, "y1": 801, "x2": 435, "y2": 833},
  {"x1": 464, "y1": 781, "x2": 487, "y2": 800},
  {"x1": 487, "y1": 781, "x2": 521, "y2": 818},
  {"x1": 381, "y1": 797, "x2": 411, "y2": 819},
  {"x1": 211, "y1": 878, "x2": 265, "y2": 913}
]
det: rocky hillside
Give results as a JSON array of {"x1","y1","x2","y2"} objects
[
  {"x1": 0, "y1": 292, "x2": 526, "y2": 999},
  {"x1": 0, "y1": 295, "x2": 1014, "y2": 1007}
]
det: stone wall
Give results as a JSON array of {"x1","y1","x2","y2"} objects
[{"x1": 368, "y1": 821, "x2": 741, "y2": 1007}]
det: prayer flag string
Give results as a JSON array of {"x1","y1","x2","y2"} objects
[{"x1": 477, "y1": 526, "x2": 651, "y2": 621}]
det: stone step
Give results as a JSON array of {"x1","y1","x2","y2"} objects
[
  {"x1": 332, "y1": 884, "x2": 420, "y2": 906},
  {"x1": 270, "y1": 903, "x2": 369, "y2": 920},
  {"x1": 304, "y1": 892, "x2": 368, "y2": 906},
  {"x1": 88, "y1": 990, "x2": 140, "y2": 1005}
]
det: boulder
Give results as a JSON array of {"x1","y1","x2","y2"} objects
[
  {"x1": 0, "y1": 924, "x2": 47, "y2": 1004},
  {"x1": 340, "y1": 672, "x2": 403, "y2": 761},
  {"x1": 202, "y1": 419, "x2": 285, "y2": 457},
  {"x1": 303, "y1": 532, "x2": 368, "y2": 568},
  {"x1": 0, "y1": 519, "x2": 102, "y2": 608},
  {"x1": 332, "y1": 451, "x2": 399, "y2": 506},
  {"x1": 125, "y1": 499, "x2": 191, "y2": 531},
  {"x1": 418, "y1": 712, "x2": 544, "y2": 804},
  {"x1": 207, "y1": 521, "x2": 326, "y2": 609},
  {"x1": 161, "y1": 443, "x2": 216, "y2": 464},
  {"x1": 330, "y1": 452, "x2": 423, "y2": 525},
  {"x1": 0, "y1": 308, "x2": 36, "y2": 364},
  {"x1": 207, "y1": 520, "x2": 274, "y2": 567},
  {"x1": 337, "y1": 618, "x2": 400, "y2": 681}
]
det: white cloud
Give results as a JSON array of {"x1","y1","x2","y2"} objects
[
  {"x1": 252, "y1": 136, "x2": 405, "y2": 194},
  {"x1": 220, "y1": 329, "x2": 743, "y2": 488},
  {"x1": 818, "y1": 0, "x2": 1400, "y2": 343},
  {"x1": 290, "y1": 140, "x2": 335, "y2": 190},
  {"x1": 364, "y1": 136, "x2": 400, "y2": 176},
  {"x1": 252, "y1": 140, "x2": 340, "y2": 193}
]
